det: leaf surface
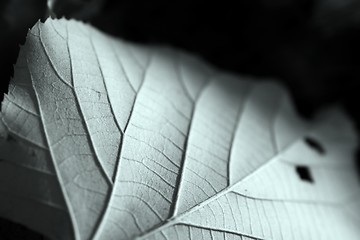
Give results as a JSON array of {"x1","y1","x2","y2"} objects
[{"x1": 0, "y1": 18, "x2": 359, "y2": 240}]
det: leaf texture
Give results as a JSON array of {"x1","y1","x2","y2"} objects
[{"x1": 0, "y1": 18, "x2": 359, "y2": 240}]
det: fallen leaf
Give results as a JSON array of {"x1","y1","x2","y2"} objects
[{"x1": 0, "y1": 18, "x2": 359, "y2": 240}]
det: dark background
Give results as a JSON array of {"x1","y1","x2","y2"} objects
[{"x1": 0, "y1": 0, "x2": 359, "y2": 238}]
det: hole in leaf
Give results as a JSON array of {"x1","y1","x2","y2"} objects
[
  {"x1": 296, "y1": 166, "x2": 314, "y2": 183},
  {"x1": 304, "y1": 137, "x2": 325, "y2": 155}
]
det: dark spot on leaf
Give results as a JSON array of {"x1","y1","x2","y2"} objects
[
  {"x1": 296, "y1": 165, "x2": 314, "y2": 183},
  {"x1": 6, "y1": 134, "x2": 16, "y2": 142},
  {"x1": 304, "y1": 137, "x2": 325, "y2": 155}
]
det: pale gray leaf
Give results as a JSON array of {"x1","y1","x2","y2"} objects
[{"x1": 0, "y1": 18, "x2": 359, "y2": 240}]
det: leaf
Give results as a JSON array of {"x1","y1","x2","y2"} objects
[{"x1": 0, "y1": 18, "x2": 359, "y2": 240}]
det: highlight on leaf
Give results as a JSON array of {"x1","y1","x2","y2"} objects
[{"x1": 0, "y1": 18, "x2": 359, "y2": 240}]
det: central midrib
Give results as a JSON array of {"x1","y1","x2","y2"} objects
[{"x1": 138, "y1": 117, "x2": 316, "y2": 239}]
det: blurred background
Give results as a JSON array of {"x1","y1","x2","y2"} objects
[{"x1": 0, "y1": 0, "x2": 359, "y2": 238}]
